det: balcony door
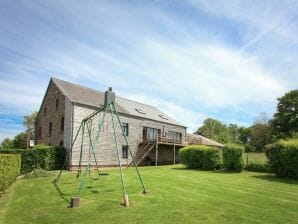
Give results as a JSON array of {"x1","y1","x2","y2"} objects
[{"x1": 143, "y1": 127, "x2": 160, "y2": 142}]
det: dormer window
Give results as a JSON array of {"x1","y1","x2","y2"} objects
[
  {"x1": 159, "y1": 115, "x2": 168, "y2": 120},
  {"x1": 135, "y1": 108, "x2": 146, "y2": 114}
]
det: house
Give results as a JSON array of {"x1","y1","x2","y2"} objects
[{"x1": 35, "y1": 77, "x2": 222, "y2": 169}]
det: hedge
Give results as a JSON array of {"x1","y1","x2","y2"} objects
[
  {"x1": 179, "y1": 145, "x2": 221, "y2": 170},
  {"x1": 222, "y1": 144, "x2": 244, "y2": 172},
  {"x1": 0, "y1": 145, "x2": 66, "y2": 174},
  {"x1": 0, "y1": 154, "x2": 21, "y2": 192},
  {"x1": 265, "y1": 139, "x2": 298, "y2": 179}
]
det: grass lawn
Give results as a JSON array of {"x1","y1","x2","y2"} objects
[{"x1": 0, "y1": 165, "x2": 298, "y2": 224}]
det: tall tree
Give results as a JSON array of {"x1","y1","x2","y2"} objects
[
  {"x1": 250, "y1": 113, "x2": 273, "y2": 152},
  {"x1": 195, "y1": 118, "x2": 230, "y2": 144},
  {"x1": 238, "y1": 127, "x2": 251, "y2": 145},
  {"x1": 272, "y1": 90, "x2": 298, "y2": 139},
  {"x1": 13, "y1": 132, "x2": 28, "y2": 149},
  {"x1": 23, "y1": 111, "x2": 38, "y2": 149},
  {"x1": 228, "y1": 124, "x2": 239, "y2": 143}
]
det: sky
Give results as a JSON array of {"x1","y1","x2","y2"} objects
[{"x1": 0, "y1": 0, "x2": 298, "y2": 141}]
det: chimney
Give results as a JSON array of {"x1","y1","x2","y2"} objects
[{"x1": 104, "y1": 87, "x2": 115, "y2": 106}]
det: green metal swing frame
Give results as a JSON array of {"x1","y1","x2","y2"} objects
[{"x1": 56, "y1": 100, "x2": 147, "y2": 203}]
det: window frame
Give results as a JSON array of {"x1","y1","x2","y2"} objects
[
  {"x1": 60, "y1": 117, "x2": 64, "y2": 132},
  {"x1": 122, "y1": 145, "x2": 128, "y2": 158},
  {"x1": 122, "y1": 123, "x2": 129, "y2": 136}
]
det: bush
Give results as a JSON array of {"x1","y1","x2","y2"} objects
[
  {"x1": 222, "y1": 144, "x2": 244, "y2": 172},
  {"x1": 179, "y1": 145, "x2": 221, "y2": 170},
  {"x1": 0, "y1": 145, "x2": 66, "y2": 174},
  {"x1": 0, "y1": 154, "x2": 21, "y2": 192},
  {"x1": 265, "y1": 139, "x2": 298, "y2": 179}
]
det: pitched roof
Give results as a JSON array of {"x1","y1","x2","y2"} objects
[
  {"x1": 52, "y1": 77, "x2": 185, "y2": 127},
  {"x1": 187, "y1": 133, "x2": 224, "y2": 147}
]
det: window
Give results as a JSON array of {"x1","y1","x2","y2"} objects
[
  {"x1": 122, "y1": 123, "x2": 129, "y2": 136},
  {"x1": 44, "y1": 107, "x2": 47, "y2": 116},
  {"x1": 159, "y1": 114, "x2": 168, "y2": 120},
  {"x1": 122, "y1": 145, "x2": 128, "y2": 158},
  {"x1": 60, "y1": 141, "x2": 64, "y2": 146},
  {"x1": 60, "y1": 117, "x2": 64, "y2": 132},
  {"x1": 135, "y1": 108, "x2": 146, "y2": 114},
  {"x1": 168, "y1": 131, "x2": 182, "y2": 141},
  {"x1": 55, "y1": 99, "x2": 59, "y2": 110},
  {"x1": 37, "y1": 127, "x2": 42, "y2": 139},
  {"x1": 49, "y1": 122, "x2": 52, "y2": 137}
]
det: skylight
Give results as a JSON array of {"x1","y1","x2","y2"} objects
[
  {"x1": 135, "y1": 108, "x2": 146, "y2": 114},
  {"x1": 159, "y1": 115, "x2": 168, "y2": 120}
]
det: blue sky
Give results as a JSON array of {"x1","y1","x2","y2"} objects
[{"x1": 1, "y1": 0, "x2": 298, "y2": 141}]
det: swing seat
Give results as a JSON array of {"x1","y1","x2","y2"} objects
[{"x1": 92, "y1": 176, "x2": 99, "y2": 180}]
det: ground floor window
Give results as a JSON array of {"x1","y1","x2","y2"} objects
[{"x1": 122, "y1": 145, "x2": 128, "y2": 158}]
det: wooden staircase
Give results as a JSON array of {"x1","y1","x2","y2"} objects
[{"x1": 131, "y1": 140, "x2": 156, "y2": 166}]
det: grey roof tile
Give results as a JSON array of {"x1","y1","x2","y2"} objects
[{"x1": 52, "y1": 77, "x2": 185, "y2": 127}]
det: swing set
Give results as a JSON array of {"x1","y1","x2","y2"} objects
[{"x1": 55, "y1": 87, "x2": 147, "y2": 207}]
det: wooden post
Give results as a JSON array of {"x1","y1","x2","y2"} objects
[
  {"x1": 173, "y1": 139, "x2": 176, "y2": 165},
  {"x1": 155, "y1": 143, "x2": 158, "y2": 167},
  {"x1": 71, "y1": 197, "x2": 80, "y2": 208}
]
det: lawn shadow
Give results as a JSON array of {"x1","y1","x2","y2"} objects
[
  {"x1": 251, "y1": 174, "x2": 298, "y2": 185},
  {"x1": 52, "y1": 180, "x2": 71, "y2": 206}
]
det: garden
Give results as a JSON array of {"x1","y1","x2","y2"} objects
[{"x1": 0, "y1": 140, "x2": 298, "y2": 224}]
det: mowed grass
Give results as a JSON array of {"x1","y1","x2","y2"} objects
[{"x1": 1, "y1": 165, "x2": 298, "y2": 224}]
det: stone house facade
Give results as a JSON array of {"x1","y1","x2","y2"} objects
[{"x1": 35, "y1": 78, "x2": 188, "y2": 169}]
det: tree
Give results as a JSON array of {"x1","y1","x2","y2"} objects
[
  {"x1": 13, "y1": 132, "x2": 28, "y2": 149},
  {"x1": 195, "y1": 118, "x2": 230, "y2": 144},
  {"x1": 238, "y1": 127, "x2": 251, "y2": 145},
  {"x1": 23, "y1": 111, "x2": 38, "y2": 149},
  {"x1": 250, "y1": 113, "x2": 273, "y2": 152},
  {"x1": 272, "y1": 90, "x2": 298, "y2": 139},
  {"x1": 0, "y1": 138, "x2": 14, "y2": 149},
  {"x1": 0, "y1": 132, "x2": 28, "y2": 149},
  {"x1": 228, "y1": 124, "x2": 239, "y2": 143}
]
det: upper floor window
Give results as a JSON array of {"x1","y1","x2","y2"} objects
[
  {"x1": 44, "y1": 107, "x2": 47, "y2": 116},
  {"x1": 55, "y1": 99, "x2": 59, "y2": 110},
  {"x1": 168, "y1": 131, "x2": 182, "y2": 141},
  {"x1": 122, "y1": 123, "x2": 129, "y2": 136},
  {"x1": 49, "y1": 122, "x2": 52, "y2": 137},
  {"x1": 122, "y1": 145, "x2": 128, "y2": 158},
  {"x1": 60, "y1": 117, "x2": 64, "y2": 132}
]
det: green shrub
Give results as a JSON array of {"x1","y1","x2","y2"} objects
[
  {"x1": 0, "y1": 145, "x2": 66, "y2": 174},
  {"x1": 179, "y1": 145, "x2": 221, "y2": 170},
  {"x1": 222, "y1": 144, "x2": 244, "y2": 172},
  {"x1": 0, "y1": 154, "x2": 21, "y2": 192},
  {"x1": 265, "y1": 139, "x2": 298, "y2": 179}
]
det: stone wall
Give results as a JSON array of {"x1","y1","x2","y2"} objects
[{"x1": 35, "y1": 81, "x2": 66, "y2": 146}]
